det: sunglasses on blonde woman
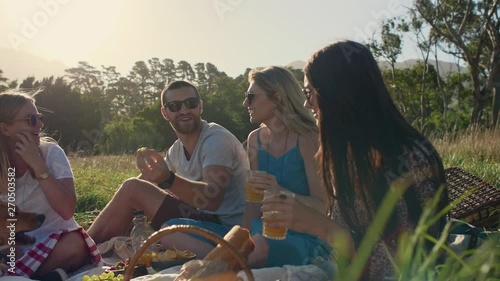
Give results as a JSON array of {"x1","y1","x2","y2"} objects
[
  {"x1": 244, "y1": 91, "x2": 268, "y2": 105},
  {"x1": 6, "y1": 114, "x2": 44, "y2": 127}
]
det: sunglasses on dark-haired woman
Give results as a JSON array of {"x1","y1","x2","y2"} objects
[{"x1": 302, "y1": 88, "x2": 317, "y2": 105}]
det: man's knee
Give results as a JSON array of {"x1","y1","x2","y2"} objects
[{"x1": 115, "y1": 178, "x2": 151, "y2": 199}]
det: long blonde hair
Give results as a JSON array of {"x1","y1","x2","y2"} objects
[
  {"x1": 248, "y1": 66, "x2": 317, "y2": 135},
  {"x1": 0, "y1": 90, "x2": 37, "y2": 193}
]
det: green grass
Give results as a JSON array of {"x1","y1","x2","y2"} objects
[
  {"x1": 432, "y1": 128, "x2": 500, "y2": 186},
  {"x1": 71, "y1": 155, "x2": 136, "y2": 228},
  {"x1": 71, "y1": 129, "x2": 500, "y2": 228}
]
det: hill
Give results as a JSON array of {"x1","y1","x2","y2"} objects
[
  {"x1": 0, "y1": 47, "x2": 68, "y2": 82},
  {"x1": 286, "y1": 59, "x2": 466, "y2": 77}
]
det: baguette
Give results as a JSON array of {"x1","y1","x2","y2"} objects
[{"x1": 204, "y1": 225, "x2": 255, "y2": 271}]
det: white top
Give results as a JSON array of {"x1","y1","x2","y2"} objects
[
  {"x1": 1, "y1": 142, "x2": 78, "y2": 244},
  {"x1": 165, "y1": 120, "x2": 249, "y2": 226}
]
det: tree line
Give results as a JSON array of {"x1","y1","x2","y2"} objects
[
  {"x1": 367, "y1": 0, "x2": 499, "y2": 127},
  {"x1": 0, "y1": 0, "x2": 498, "y2": 154}
]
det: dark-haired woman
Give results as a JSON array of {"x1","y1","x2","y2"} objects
[{"x1": 261, "y1": 40, "x2": 448, "y2": 280}]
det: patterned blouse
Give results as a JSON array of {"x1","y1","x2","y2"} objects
[{"x1": 330, "y1": 144, "x2": 447, "y2": 280}]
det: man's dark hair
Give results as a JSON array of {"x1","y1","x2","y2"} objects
[{"x1": 161, "y1": 81, "x2": 201, "y2": 107}]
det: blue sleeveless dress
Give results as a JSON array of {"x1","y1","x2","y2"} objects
[
  {"x1": 165, "y1": 129, "x2": 332, "y2": 269},
  {"x1": 250, "y1": 129, "x2": 332, "y2": 267}
]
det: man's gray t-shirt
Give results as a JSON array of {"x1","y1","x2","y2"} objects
[{"x1": 165, "y1": 120, "x2": 249, "y2": 226}]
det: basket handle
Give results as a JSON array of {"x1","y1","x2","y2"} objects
[{"x1": 124, "y1": 225, "x2": 255, "y2": 281}]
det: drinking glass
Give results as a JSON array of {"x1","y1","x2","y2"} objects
[
  {"x1": 245, "y1": 170, "x2": 266, "y2": 202},
  {"x1": 262, "y1": 188, "x2": 288, "y2": 240}
]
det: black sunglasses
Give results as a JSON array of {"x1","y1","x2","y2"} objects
[
  {"x1": 302, "y1": 88, "x2": 315, "y2": 105},
  {"x1": 164, "y1": 97, "x2": 200, "y2": 112},
  {"x1": 6, "y1": 114, "x2": 44, "y2": 127},
  {"x1": 244, "y1": 91, "x2": 267, "y2": 105}
]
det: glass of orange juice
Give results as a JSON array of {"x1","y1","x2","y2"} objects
[
  {"x1": 262, "y1": 188, "x2": 288, "y2": 240},
  {"x1": 245, "y1": 170, "x2": 266, "y2": 202}
]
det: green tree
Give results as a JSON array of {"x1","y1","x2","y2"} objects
[
  {"x1": 194, "y1": 62, "x2": 208, "y2": 91},
  {"x1": 161, "y1": 58, "x2": 177, "y2": 86},
  {"x1": 0, "y1": 69, "x2": 8, "y2": 92},
  {"x1": 176, "y1": 60, "x2": 195, "y2": 81},
  {"x1": 65, "y1": 62, "x2": 108, "y2": 117},
  {"x1": 368, "y1": 18, "x2": 408, "y2": 114},
  {"x1": 148, "y1": 58, "x2": 168, "y2": 95},
  {"x1": 19, "y1": 76, "x2": 36, "y2": 89},
  {"x1": 128, "y1": 61, "x2": 154, "y2": 107},
  {"x1": 205, "y1": 62, "x2": 222, "y2": 91},
  {"x1": 65, "y1": 61, "x2": 104, "y2": 95},
  {"x1": 414, "y1": 0, "x2": 500, "y2": 125},
  {"x1": 34, "y1": 77, "x2": 103, "y2": 152}
]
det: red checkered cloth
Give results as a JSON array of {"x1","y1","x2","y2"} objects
[{"x1": 6, "y1": 227, "x2": 103, "y2": 277}]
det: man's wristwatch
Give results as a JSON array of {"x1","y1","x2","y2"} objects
[
  {"x1": 158, "y1": 171, "x2": 176, "y2": 190},
  {"x1": 37, "y1": 172, "x2": 50, "y2": 180}
]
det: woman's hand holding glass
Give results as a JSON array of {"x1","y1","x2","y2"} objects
[
  {"x1": 248, "y1": 172, "x2": 287, "y2": 196},
  {"x1": 136, "y1": 147, "x2": 170, "y2": 184},
  {"x1": 261, "y1": 191, "x2": 320, "y2": 236}
]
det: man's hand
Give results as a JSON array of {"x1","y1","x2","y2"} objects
[{"x1": 136, "y1": 147, "x2": 170, "y2": 184}]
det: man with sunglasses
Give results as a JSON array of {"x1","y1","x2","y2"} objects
[{"x1": 88, "y1": 81, "x2": 249, "y2": 244}]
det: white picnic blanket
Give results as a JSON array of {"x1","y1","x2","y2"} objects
[
  {"x1": 1, "y1": 235, "x2": 331, "y2": 280},
  {"x1": 1, "y1": 264, "x2": 329, "y2": 281}
]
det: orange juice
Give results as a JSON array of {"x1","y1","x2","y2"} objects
[
  {"x1": 262, "y1": 211, "x2": 287, "y2": 240},
  {"x1": 246, "y1": 182, "x2": 264, "y2": 202},
  {"x1": 245, "y1": 170, "x2": 266, "y2": 202}
]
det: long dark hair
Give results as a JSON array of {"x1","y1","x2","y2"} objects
[{"x1": 304, "y1": 40, "x2": 447, "y2": 235}]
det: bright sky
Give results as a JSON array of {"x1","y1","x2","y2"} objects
[{"x1": 1, "y1": 0, "x2": 440, "y2": 78}]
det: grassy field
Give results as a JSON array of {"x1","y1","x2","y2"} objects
[
  {"x1": 72, "y1": 129, "x2": 499, "y2": 228},
  {"x1": 432, "y1": 128, "x2": 499, "y2": 185},
  {"x1": 71, "y1": 155, "x2": 138, "y2": 227}
]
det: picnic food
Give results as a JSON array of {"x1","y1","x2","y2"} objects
[
  {"x1": 107, "y1": 259, "x2": 130, "y2": 271},
  {"x1": 151, "y1": 249, "x2": 196, "y2": 262},
  {"x1": 136, "y1": 147, "x2": 149, "y2": 171},
  {"x1": 82, "y1": 272, "x2": 124, "y2": 281},
  {"x1": 104, "y1": 259, "x2": 148, "y2": 279}
]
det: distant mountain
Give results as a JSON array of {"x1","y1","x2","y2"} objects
[
  {"x1": 286, "y1": 59, "x2": 466, "y2": 77},
  {"x1": 0, "y1": 47, "x2": 68, "y2": 82},
  {"x1": 286, "y1": 60, "x2": 307, "y2": 70},
  {"x1": 378, "y1": 59, "x2": 466, "y2": 76}
]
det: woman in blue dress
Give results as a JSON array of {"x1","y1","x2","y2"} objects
[{"x1": 161, "y1": 66, "x2": 332, "y2": 270}]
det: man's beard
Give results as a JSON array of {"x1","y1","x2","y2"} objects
[{"x1": 170, "y1": 114, "x2": 202, "y2": 135}]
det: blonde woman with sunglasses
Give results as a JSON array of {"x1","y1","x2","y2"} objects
[{"x1": 0, "y1": 90, "x2": 102, "y2": 281}]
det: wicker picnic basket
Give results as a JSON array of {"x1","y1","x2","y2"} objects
[
  {"x1": 124, "y1": 225, "x2": 254, "y2": 281},
  {"x1": 446, "y1": 167, "x2": 500, "y2": 228}
]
